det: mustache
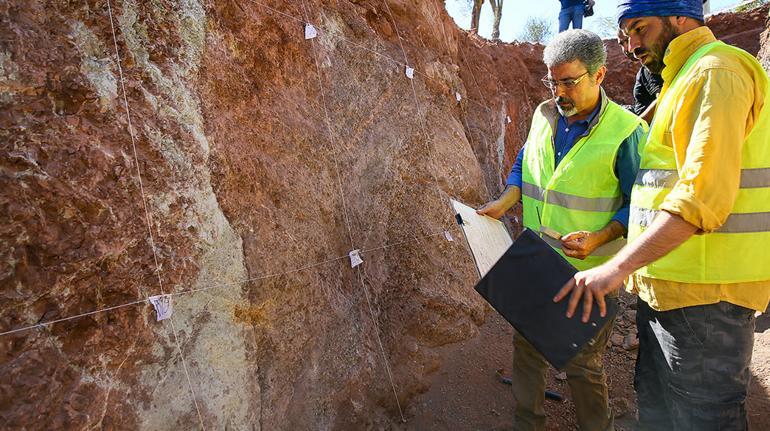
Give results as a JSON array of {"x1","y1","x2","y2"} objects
[
  {"x1": 633, "y1": 48, "x2": 649, "y2": 59},
  {"x1": 556, "y1": 97, "x2": 574, "y2": 106}
]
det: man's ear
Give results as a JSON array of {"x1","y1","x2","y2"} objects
[
  {"x1": 594, "y1": 65, "x2": 607, "y2": 86},
  {"x1": 673, "y1": 15, "x2": 688, "y2": 28}
]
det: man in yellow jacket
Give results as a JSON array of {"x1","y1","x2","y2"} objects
[
  {"x1": 478, "y1": 29, "x2": 646, "y2": 431},
  {"x1": 555, "y1": 1, "x2": 770, "y2": 430}
]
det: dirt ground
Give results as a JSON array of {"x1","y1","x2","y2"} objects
[{"x1": 410, "y1": 291, "x2": 770, "y2": 430}]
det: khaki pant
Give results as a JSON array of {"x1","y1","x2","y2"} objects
[{"x1": 512, "y1": 317, "x2": 615, "y2": 431}]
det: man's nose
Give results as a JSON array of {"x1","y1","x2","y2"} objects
[
  {"x1": 628, "y1": 34, "x2": 642, "y2": 53},
  {"x1": 553, "y1": 85, "x2": 567, "y2": 98}
]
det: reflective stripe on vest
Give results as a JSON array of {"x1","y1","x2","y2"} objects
[
  {"x1": 630, "y1": 167, "x2": 770, "y2": 233},
  {"x1": 631, "y1": 206, "x2": 770, "y2": 233},
  {"x1": 634, "y1": 168, "x2": 770, "y2": 189},
  {"x1": 522, "y1": 182, "x2": 624, "y2": 212}
]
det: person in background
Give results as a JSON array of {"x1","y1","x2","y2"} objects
[
  {"x1": 617, "y1": 30, "x2": 663, "y2": 123},
  {"x1": 558, "y1": 0, "x2": 589, "y2": 32}
]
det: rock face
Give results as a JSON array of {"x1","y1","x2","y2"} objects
[
  {"x1": 0, "y1": 1, "x2": 545, "y2": 429},
  {"x1": 758, "y1": 6, "x2": 770, "y2": 72},
  {"x1": 1, "y1": 1, "x2": 768, "y2": 430}
]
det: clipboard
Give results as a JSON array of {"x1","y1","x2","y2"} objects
[
  {"x1": 473, "y1": 228, "x2": 617, "y2": 369},
  {"x1": 449, "y1": 199, "x2": 617, "y2": 369},
  {"x1": 450, "y1": 199, "x2": 512, "y2": 277}
]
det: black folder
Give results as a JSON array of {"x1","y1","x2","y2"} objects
[{"x1": 474, "y1": 228, "x2": 617, "y2": 369}]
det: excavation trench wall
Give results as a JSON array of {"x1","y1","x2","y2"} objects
[{"x1": 0, "y1": 1, "x2": 767, "y2": 429}]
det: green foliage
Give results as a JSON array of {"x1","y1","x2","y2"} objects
[
  {"x1": 735, "y1": 0, "x2": 769, "y2": 13},
  {"x1": 588, "y1": 16, "x2": 619, "y2": 40},
  {"x1": 518, "y1": 16, "x2": 552, "y2": 44}
]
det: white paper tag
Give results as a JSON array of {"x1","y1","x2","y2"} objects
[
  {"x1": 444, "y1": 230, "x2": 454, "y2": 242},
  {"x1": 405, "y1": 66, "x2": 414, "y2": 79},
  {"x1": 455, "y1": 92, "x2": 462, "y2": 102},
  {"x1": 506, "y1": 115, "x2": 512, "y2": 124},
  {"x1": 349, "y1": 249, "x2": 363, "y2": 268},
  {"x1": 148, "y1": 295, "x2": 173, "y2": 321},
  {"x1": 304, "y1": 23, "x2": 318, "y2": 40}
]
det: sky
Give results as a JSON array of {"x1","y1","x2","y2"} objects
[{"x1": 445, "y1": 0, "x2": 749, "y2": 43}]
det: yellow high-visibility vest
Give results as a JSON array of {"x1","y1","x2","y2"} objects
[
  {"x1": 629, "y1": 41, "x2": 770, "y2": 283},
  {"x1": 522, "y1": 97, "x2": 645, "y2": 270}
]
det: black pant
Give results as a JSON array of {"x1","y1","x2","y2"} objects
[{"x1": 635, "y1": 299, "x2": 755, "y2": 431}]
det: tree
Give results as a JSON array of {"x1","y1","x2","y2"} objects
[
  {"x1": 470, "y1": 0, "x2": 483, "y2": 34},
  {"x1": 489, "y1": 0, "x2": 505, "y2": 40},
  {"x1": 468, "y1": 0, "x2": 505, "y2": 41},
  {"x1": 588, "y1": 15, "x2": 618, "y2": 40},
  {"x1": 518, "y1": 16, "x2": 552, "y2": 44},
  {"x1": 735, "y1": 0, "x2": 769, "y2": 13}
]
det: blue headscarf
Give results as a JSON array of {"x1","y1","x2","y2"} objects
[{"x1": 617, "y1": 0, "x2": 704, "y2": 26}]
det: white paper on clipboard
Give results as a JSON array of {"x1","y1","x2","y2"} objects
[{"x1": 451, "y1": 199, "x2": 513, "y2": 278}]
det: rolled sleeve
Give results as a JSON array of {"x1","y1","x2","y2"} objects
[{"x1": 658, "y1": 68, "x2": 753, "y2": 232}]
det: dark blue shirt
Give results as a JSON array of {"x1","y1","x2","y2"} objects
[
  {"x1": 560, "y1": 0, "x2": 584, "y2": 9},
  {"x1": 506, "y1": 102, "x2": 642, "y2": 229}
]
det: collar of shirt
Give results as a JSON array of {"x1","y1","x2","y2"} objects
[
  {"x1": 661, "y1": 26, "x2": 717, "y2": 88},
  {"x1": 553, "y1": 99, "x2": 602, "y2": 164},
  {"x1": 556, "y1": 99, "x2": 602, "y2": 138}
]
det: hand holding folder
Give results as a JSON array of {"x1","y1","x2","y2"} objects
[{"x1": 473, "y1": 229, "x2": 617, "y2": 369}]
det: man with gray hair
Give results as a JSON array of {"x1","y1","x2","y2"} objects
[{"x1": 478, "y1": 29, "x2": 647, "y2": 430}]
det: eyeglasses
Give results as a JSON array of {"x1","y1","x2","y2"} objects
[{"x1": 541, "y1": 72, "x2": 589, "y2": 90}]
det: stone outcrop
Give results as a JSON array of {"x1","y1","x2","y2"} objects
[
  {"x1": 758, "y1": 6, "x2": 770, "y2": 72},
  {"x1": 0, "y1": 1, "x2": 544, "y2": 429}
]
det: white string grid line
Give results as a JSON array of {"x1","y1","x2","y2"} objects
[
  {"x1": 458, "y1": 42, "x2": 494, "y2": 113},
  {"x1": 380, "y1": 0, "x2": 463, "y2": 231},
  {"x1": 416, "y1": 0, "x2": 496, "y2": 270},
  {"x1": 297, "y1": 0, "x2": 355, "y2": 249},
  {"x1": 3, "y1": 1, "x2": 495, "y2": 426},
  {"x1": 0, "y1": 228, "x2": 447, "y2": 334},
  {"x1": 105, "y1": 1, "x2": 206, "y2": 428},
  {"x1": 1, "y1": 1, "x2": 485, "y2": 338},
  {"x1": 299, "y1": 0, "x2": 406, "y2": 420},
  {"x1": 247, "y1": 0, "x2": 497, "y2": 114},
  {"x1": 250, "y1": 0, "x2": 505, "y2": 213},
  {"x1": 358, "y1": 262, "x2": 405, "y2": 422},
  {"x1": 1, "y1": 1, "x2": 485, "y2": 342}
]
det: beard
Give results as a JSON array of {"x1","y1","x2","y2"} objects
[
  {"x1": 556, "y1": 96, "x2": 578, "y2": 117},
  {"x1": 633, "y1": 18, "x2": 678, "y2": 74}
]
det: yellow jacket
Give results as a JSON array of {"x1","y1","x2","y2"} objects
[{"x1": 628, "y1": 26, "x2": 770, "y2": 313}]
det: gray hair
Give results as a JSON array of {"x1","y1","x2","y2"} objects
[{"x1": 543, "y1": 29, "x2": 607, "y2": 74}]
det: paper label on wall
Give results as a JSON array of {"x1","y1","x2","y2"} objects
[
  {"x1": 405, "y1": 66, "x2": 415, "y2": 79},
  {"x1": 455, "y1": 92, "x2": 462, "y2": 102},
  {"x1": 444, "y1": 230, "x2": 454, "y2": 242},
  {"x1": 349, "y1": 249, "x2": 363, "y2": 268},
  {"x1": 506, "y1": 115, "x2": 512, "y2": 124},
  {"x1": 304, "y1": 24, "x2": 318, "y2": 40},
  {"x1": 148, "y1": 295, "x2": 173, "y2": 321}
]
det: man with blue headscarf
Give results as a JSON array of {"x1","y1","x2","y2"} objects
[{"x1": 552, "y1": 1, "x2": 770, "y2": 430}]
